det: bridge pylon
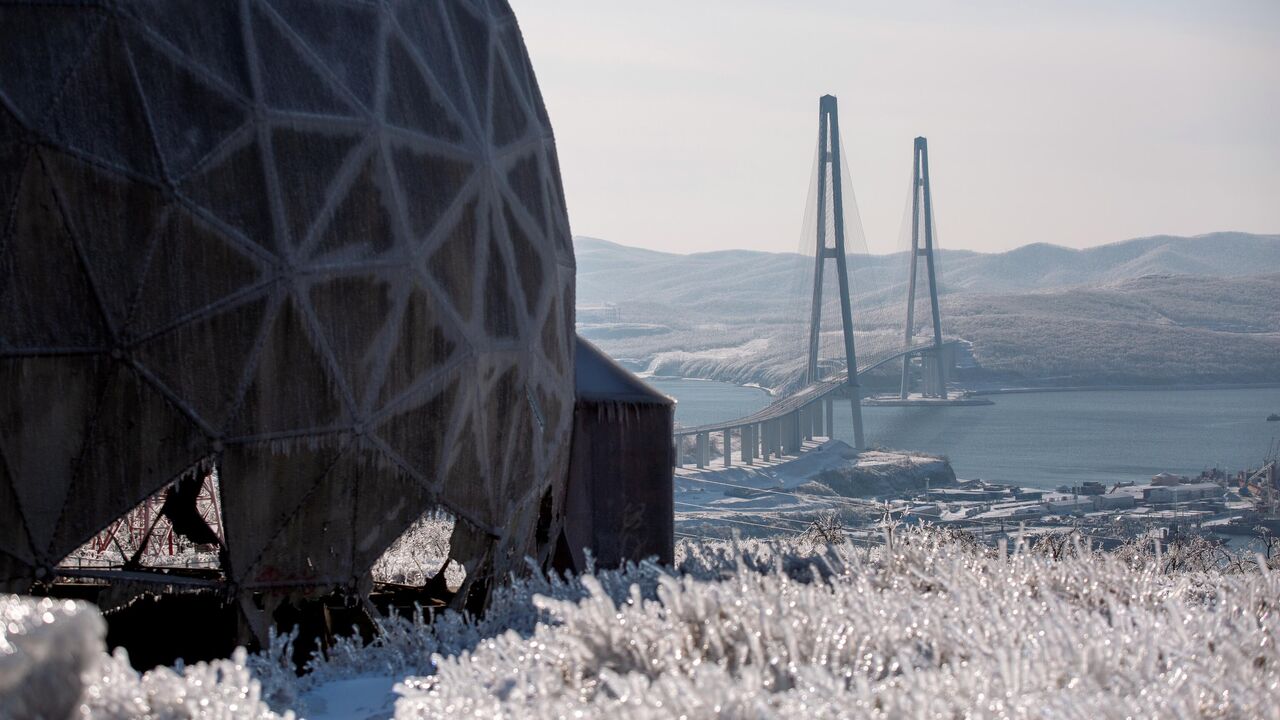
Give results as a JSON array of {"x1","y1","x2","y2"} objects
[
  {"x1": 805, "y1": 95, "x2": 866, "y2": 452},
  {"x1": 899, "y1": 137, "x2": 948, "y2": 400}
]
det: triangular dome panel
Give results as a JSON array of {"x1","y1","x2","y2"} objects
[
  {"x1": 376, "y1": 285, "x2": 460, "y2": 408},
  {"x1": 126, "y1": 31, "x2": 249, "y2": 180},
  {"x1": 180, "y1": 135, "x2": 278, "y2": 253},
  {"x1": 0, "y1": 356, "x2": 105, "y2": 560},
  {"x1": 482, "y1": 230, "x2": 518, "y2": 339},
  {"x1": 0, "y1": 7, "x2": 106, "y2": 126},
  {"x1": 445, "y1": 3, "x2": 490, "y2": 117},
  {"x1": 228, "y1": 297, "x2": 350, "y2": 435},
  {"x1": 219, "y1": 442, "x2": 348, "y2": 584},
  {"x1": 42, "y1": 151, "x2": 168, "y2": 330},
  {"x1": 49, "y1": 361, "x2": 207, "y2": 568},
  {"x1": 310, "y1": 153, "x2": 399, "y2": 261},
  {"x1": 128, "y1": 208, "x2": 266, "y2": 336},
  {"x1": 505, "y1": 153, "x2": 547, "y2": 233},
  {"x1": 489, "y1": 56, "x2": 528, "y2": 146},
  {"x1": 128, "y1": 0, "x2": 253, "y2": 98},
  {"x1": 308, "y1": 273, "x2": 395, "y2": 409},
  {"x1": 135, "y1": 296, "x2": 271, "y2": 432},
  {"x1": 272, "y1": 126, "x2": 361, "y2": 249},
  {"x1": 385, "y1": 35, "x2": 465, "y2": 142},
  {"x1": 390, "y1": 145, "x2": 472, "y2": 242},
  {"x1": 46, "y1": 20, "x2": 161, "y2": 178},
  {"x1": 250, "y1": 4, "x2": 358, "y2": 116},
  {"x1": 0, "y1": 451, "x2": 37, "y2": 583},
  {"x1": 376, "y1": 382, "x2": 458, "y2": 480},
  {"x1": 267, "y1": 0, "x2": 380, "y2": 109},
  {"x1": 0, "y1": 152, "x2": 108, "y2": 349},
  {"x1": 239, "y1": 445, "x2": 359, "y2": 587},
  {"x1": 426, "y1": 199, "x2": 480, "y2": 321},
  {"x1": 394, "y1": 1, "x2": 470, "y2": 125},
  {"x1": 503, "y1": 204, "x2": 545, "y2": 315}
]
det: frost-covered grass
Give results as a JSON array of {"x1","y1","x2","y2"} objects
[
  {"x1": 391, "y1": 531, "x2": 1280, "y2": 718},
  {"x1": 6, "y1": 528, "x2": 1278, "y2": 718}
]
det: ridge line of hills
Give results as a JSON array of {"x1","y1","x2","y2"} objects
[{"x1": 574, "y1": 232, "x2": 1280, "y2": 390}]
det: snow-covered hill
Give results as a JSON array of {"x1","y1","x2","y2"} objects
[
  {"x1": 576, "y1": 233, "x2": 1280, "y2": 390},
  {"x1": 576, "y1": 232, "x2": 1280, "y2": 313}
]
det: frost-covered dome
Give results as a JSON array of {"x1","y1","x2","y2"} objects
[{"x1": 0, "y1": 0, "x2": 575, "y2": 609}]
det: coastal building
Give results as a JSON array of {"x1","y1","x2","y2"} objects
[
  {"x1": 1092, "y1": 494, "x2": 1137, "y2": 511},
  {"x1": 1044, "y1": 497, "x2": 1095, "y2": 514},
  {"x1": 1144, "y1": 483, "x2": 1225, "y2": 504}
]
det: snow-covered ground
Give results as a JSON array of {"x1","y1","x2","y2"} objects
[
  {"x1": 4, "y1": 528, "x2": 1278, "y2": 718},
  {"x1": 675, "y1": 440, "x2": 953, "y2": 537}
]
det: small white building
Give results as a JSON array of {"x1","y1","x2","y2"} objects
[
  {"x1": 1144, "y1": 483, "x2": 1224, "y2": 504},
  {"x1": 1092, "y1": 494, "x2": 1137, "y2": 510},
  {"x1": 1044, "y1": 497, "x2": 1095, "y2": 514}
]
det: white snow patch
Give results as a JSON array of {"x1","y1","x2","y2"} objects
[
  {"x1": 644, "y1": 338, "x2": 772, "y2": 375},
  {"x1": 299, "y1": 675, "x2": 397, "y2": 720},
  {"x1": 1, "y1": 595, "x2": 104, "y2": 720}
]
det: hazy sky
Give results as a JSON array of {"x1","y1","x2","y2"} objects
[{"x1": 511, "y1": 1, "x2": 1280, "y2": 255}]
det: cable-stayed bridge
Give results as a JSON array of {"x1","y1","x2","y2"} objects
[{"x1": 673, "y1": 95, "x2": 956, "y2": 468}]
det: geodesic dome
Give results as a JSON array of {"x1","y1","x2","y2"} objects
[{"x1": 0, "y1": 0, "x2": 575, "y2": 614}]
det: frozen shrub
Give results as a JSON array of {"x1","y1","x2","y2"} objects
[
  {"x1": 82, "y1": 647, "x2": 292, "y2": 719},
  {"x1": 9, "y1": 528, "x2": 1280, "y2": 718},
  {"x1": 1, "y1": 595, "x2": 104, "y2": 720},
  {"x1": 1, "y1": 595, "x2": 290, "y2": 719},
  {"x1": 395, "y1": 529, "x2": 1280, "y2": 718}
]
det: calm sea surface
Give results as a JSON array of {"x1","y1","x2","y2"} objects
[{"x1": 649, "y1": 378, "x2": 1280, "y2": 489}]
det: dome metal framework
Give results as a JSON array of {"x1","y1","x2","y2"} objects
[{"x1": 0, "y1": 0, "x2": 575, "y2": 629}]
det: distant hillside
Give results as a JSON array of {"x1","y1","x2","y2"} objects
[
  {"x1": 944, "y1": 274, "x2": 1280, "y2": 386},
  {"x1": 575, "y1": 233, "x2": 1280, "y2": 390},
  {"x1": 576, "y1": 232, "x2": 1280, "y2": 317}
]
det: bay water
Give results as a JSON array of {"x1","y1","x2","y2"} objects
[{"x1": 649, "y1": 377, "x2": 1280, "y2": 489}]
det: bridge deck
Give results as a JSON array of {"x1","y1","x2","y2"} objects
[{"x1": 673, "y1": 341, "x2": 943, "y2": 437}]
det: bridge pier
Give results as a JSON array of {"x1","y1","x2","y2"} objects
[
  {"x1": 786, "y1": 412, "x2": 802, "y2": 455},
  {"x1": 722, "y1": 429, "x2": 732, "y2": 468},
  {"x1": 825, "y1": 397, "x2": 834, "y2": 439},
  {"x1": 696, "y1": 432, "x2": 709, "y2": 468},
  {"x1": 900, "y1": 136, "x2": 948, "y2": 401},
  {"x1": 741, "y1": 425, "x2": 753, "y2": 465},
  {"x1": 805, "y1": 95, "x2": 866, "y2": 453}
]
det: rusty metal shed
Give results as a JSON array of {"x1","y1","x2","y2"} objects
[{"x1": 562, "y1": 338, "x2": 674, "y2": 570}]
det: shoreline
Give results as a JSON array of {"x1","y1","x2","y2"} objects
[
  {"x1": 969, "y1": 381, "x2": 1280, "y2": 396},
  {"x1": 650, "y1": 374, "x2": 1280, "y2": 399}
]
